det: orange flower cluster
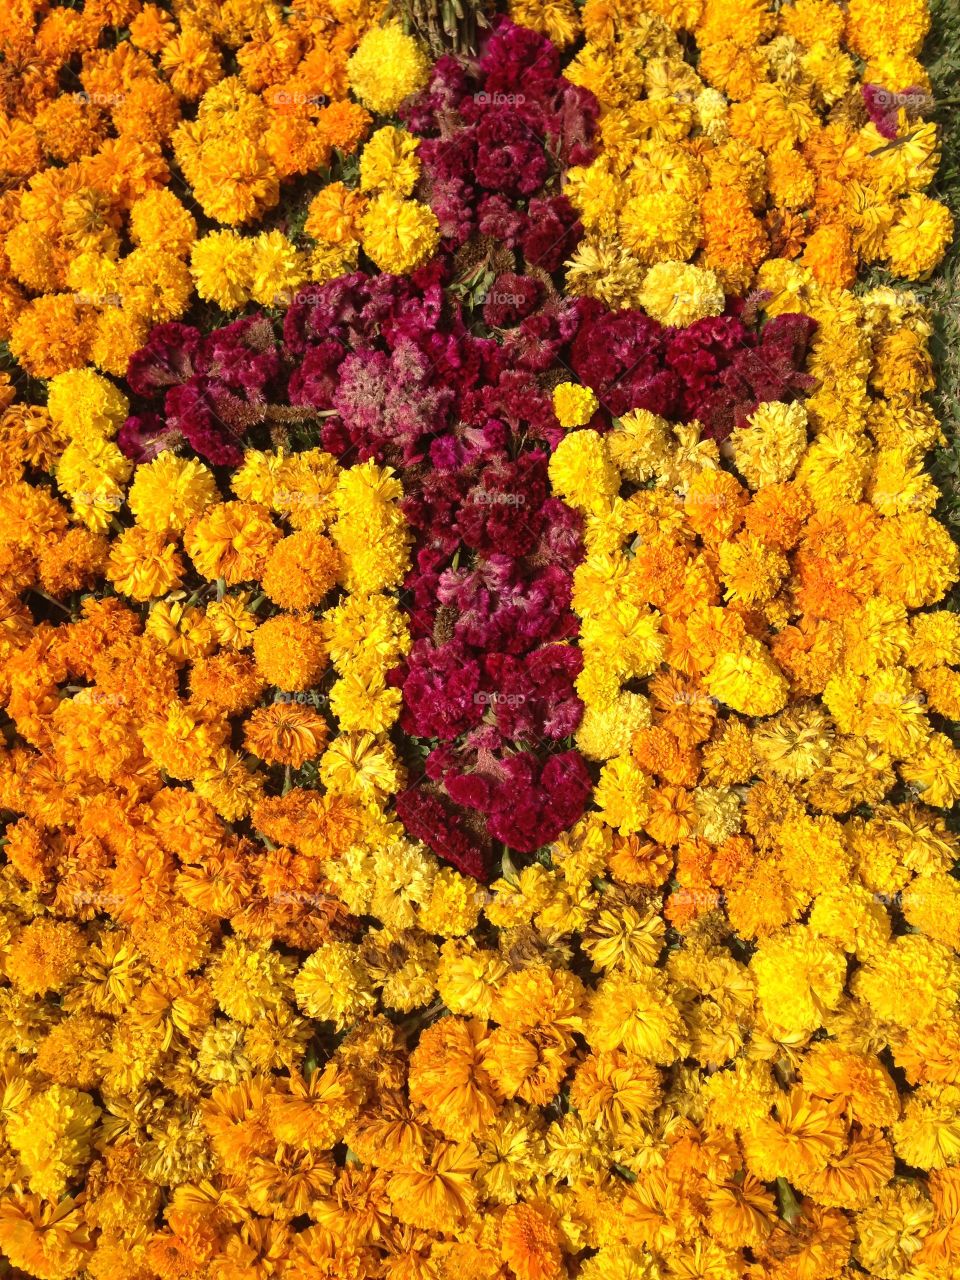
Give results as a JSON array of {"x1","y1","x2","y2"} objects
[{"x1": 0, "y1": 0, "x2": 382, "y2": 378}]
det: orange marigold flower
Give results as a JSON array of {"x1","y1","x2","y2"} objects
[{"x1": 244, "y1": 702, "x2": 331, "y2": 768}]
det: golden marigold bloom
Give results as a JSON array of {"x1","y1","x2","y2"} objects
[
  {"x1": 731, "y1": 400, "x2": 809, "y2": 490},
  {"x1": 587, "y1": 970, "x2": 690, "y2": 1062},
  {"x1": 0, "y1": 1193, "x2": 92, "y2": 1280},
  {"x1": 190, "y1": 230, "x2": 256, "y2": 310},
  {"x1": 106, "y1": 525, "x2": 184, "y2": 601},
  {"x1": 47, "y1": 368, "x2": 129, "y2": 443},
  {"x1": 639, "y1": 260, "x2": 725, "y2": 326},
  {"x1": 305, "y1": 182, "x2": 367, "y2": 246},
  {"x1": 500, "y1": 1202, "x2": 564, "y2": 1280},
  {"x1": 6, "y1": 919, "x2": 85, "y2": 996},
  {"x1": 244, "y1": 701, "x2": 330, "y2": 768},
  {"x1": 552, "y1": 382, "x2": 599, "y2": 430},
  {"x1": 359, "y1": 126, "x2": 421, "y2": 197},
  {"x1": 294, "y1": 943, "x2": 377, "y2": 1030},
  {"x1": 7, "y1": 1085, "x2": 101, "y2": 1201},
  {"x1": 347, "y1": 24, "x2": 430, "y2": 115},
  {"x1": 408, "y1": 1016, "x2": 499, "y2": 1141},
  {"x1": 261, "y1": 531, "x2": 340, "y2": 610},
  {"x1": 253, "y1": 612, "x2": 328, "y2": 693},
  {"x1": 185, "y1": 500, "x2": 279, "y2": 585},
  {"x1": 129, "y1": 452, "x2": 219, "y2": 535},
  {"x1": 361, "y1": 193, "x2": 440, "y2": 275},
  {"x1": 884, "y1": 194, "x2": 954, "y2": 277}
]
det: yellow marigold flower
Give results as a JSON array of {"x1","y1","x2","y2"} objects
[
  {"x1": 564, "y1": 238, "x2": 647, "y2": 311},
  {"x1": 90, "y1": 308, "x2": 149, "y2": 378},
  {"x1": 638, "y1": 260, "x2": 724, "y2": 327},
  {"x1": 731, "y1": 400, "x2": 809, "y2": 490},
  {"x1": 129, "y1": 188, "x2": 197, "y2": 255},
  {"x1": 191, "y1": 230, "x2": 256, "y2": 310},
  {"x1": 741, "y1": 1087, "x2": 847, "y2": 1185},
  {"x1": 347, "y1": 23, "x2": 430, "y2": 115},
  {"x1": 594, "y1": 756, "x2": 650, "y2": 835},
  {"x1": 159, "y1": 20, "x2": 223, "y2": 99},
  {"x1": 606, "y1": 408, "x2": 673, "y2": 484},
  {"x1": 885, "y1": 194, "x2": 955, "y2": 278},
  {"x1": 327, "y1": 669, "x2": 402, "y2": 733},
  {"x1": 9, "y1": 293, "x2": 94, "y2": 378},
  {"x1": 700, "y1": 185, "x2": 768, "y2": 293},
  {"x1": 106, "y1": 526, "x2": 184, "y2": 601},
  {"x1": 500, "y1": 1202, "x2": 564, "y2": 1280},
  {"x1": 552, "y1": 382, "x2": 599, "y2": 430},
  {"x1": 854, "y1": 1183, "x2": 934, "y2": 1279},
  {"x1": 893, "y1": 1083, "x2": 960, "y2": 1171},
  {"x1": 901, "y1": 873, "x2": 960, "y2": 950},
  {"x1": 140, "y1": 699, "x2": 227, "y2": 779},
  {"x1": 208, "y1": 936, "x2": 297, "y2": 1024},
  {"x1": 6, "y1": 919, "x2": 84, "y2": 996},
  {"x1": 360, "y1": 126, "x2": 421, "y2": 196},
  {"x1": 576, "y1": 691, "x2": 652, "y2": 762},
  {"x1": 752, "y1": 926, "x2": 846, "y2": 1036},
  {"x1": 146, "y1": 600, "x2": 217, "y2": 663},
  {"x1": 250, "y1": 229, "x2": 309, "y2": 307},
  {"x1": 586, "y1": 970, "x2": 689, "y2": 1063},
  {"x1": 56, "y1": 435, "x2": 132, "y2": 530},
  {"x1": 801, "y1": 222, "x2": 857, "y2": 290},
  {"x1": 129, "y1": 452, "x2": 219, "y2": 534},
  {"x1": 907, "y1": 611, "x2": 960, "y2": 669},
  {"x1": 320, "y1": 731, "x2": 404, "y2": 803},
  {"x1": 509, "y1": 0, "x2": 580, "y2": 44},
  {"x1": 185, "y1": 500, "x2": 279, "y2": 585},
  {"x1": 846, "y1": 0, "x2": 929, "y2": 59},
  {"x1": 717, "y1": 532, "x2": 788, "y2": 605},
  {"x1": 47, "y1": 368, "x2": 129, "y2": 443},
  {"x1": 706, "y1": 638, "x2": 788, "y2": 717},
  {"x1": 870, "y1": 512, "x2": 960, "y2": 608},
  {"x1": 118, "y1": 247, "x2": 193, "y2": 325},
  {"x1": 900, "y1": 732, "x2": 960, "y2": 809},
  {"x1": 361, "y1": 192, "x2": 439, "y2": 275},
  {"x1": 310, "y1": 240, "x2": 361, "y2": 284},
  {"x1": 253, "y1": 613, "x2": 329, "y2": 692},
  {"x1": 620, "y1": 189, "x2": 702, "y2": 266},
  {"x1": 207, "y1": 591, "x2": 259, "y2": 650},
  {"x1": 294, "y1": 942, "x2": 377, "y2": 1029},
  {"x1": 780, "y1": 0, "x2": 845, "y2": 48},
  {"x1": 6, "y1": 1086, "x2": 100, "y2": 1202},
  {"x1": 192, "y1": 747, "x2": 263, "y2": 821},
  {"x1": 549, "y1": 429, "x2": 620, "y2": 513},
  {"x1": 854, "y1": 933, "x2": 960, "y2": 1028}
]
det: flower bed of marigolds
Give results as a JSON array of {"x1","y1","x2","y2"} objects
[{"x1": 1, "y1": 0, "x2": 960, "y2": 1276}]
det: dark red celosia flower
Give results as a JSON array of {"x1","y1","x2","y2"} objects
[
  {"x1": 126, "y1": 322, "x2": 202, "y2": 395},
  {"x1": 395, "y1": 787, "x2": 489, "y2": 881},
  {"x1": 482, "y1": 273, "x2": 542, "y2": 328}
]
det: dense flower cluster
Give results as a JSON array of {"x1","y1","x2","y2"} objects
[
  {"x1": 510, "y1": 0, "x2": 955, "y2": 310},
  {"x1": 0, "y1": 0, "x2": 436, "y2": 378},
  {"x1": 0, "y1": 4, "x2": 958, "y2": 1280}
]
